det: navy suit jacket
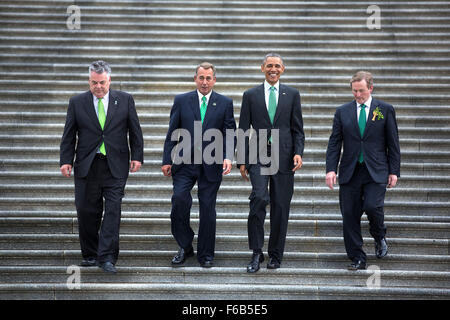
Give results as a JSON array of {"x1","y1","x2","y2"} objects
[
  {"x1": 162, "y1": 90, "x2": 236, "y2": 182},
  {"x1": 60, "y1": 89, "x2": 144, "y2": 179},
  {"x1": 237, "y1": 83, "x2": 305, "y2": 174},
  {"x1": 326, "y1": 97, "x2": 401, "y2": 184}
]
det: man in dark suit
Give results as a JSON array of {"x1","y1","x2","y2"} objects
[
  {"x1": 162, "y1": 62, "x2": 236, "y2": 268},
  {"x1": 237, "y1": 53, "x2": 305, "y2": 273},
  {"x1": 60, "y1": 60, "x2": 144, "y2": 274},
  {"x1": 326, "y1": 71, "x2": 400, "y2": 270}
]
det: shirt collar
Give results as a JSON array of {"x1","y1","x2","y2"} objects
[
  {"x1": 264, "y1": 80, "x2": 280, "y2": 92},
  {"x1": 93, "y1": 91, "x2": 109, "y2": 104},
  {"x1": 357, "y1": 95, "x2": 372, "y2": 108},
  {"x1": 197, "y1": 90, "x2": 213, "y2": 103}
]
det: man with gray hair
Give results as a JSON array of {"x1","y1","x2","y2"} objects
[
  {"x1": 162, "y1": 62, "x2": 236, "y2": 268},
  {"x1": 60, "y1": 60, "x2": 144, "y2": 273}
]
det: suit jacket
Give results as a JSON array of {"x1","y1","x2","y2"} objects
[
  {"x1": 162, "y1": 90, "x2": 236, "y2": 182},
  {"x1": 60, "y1": 89, "x2": 144, "y2": 179},
  {"x1": 237, "y1": 83, "x2": 305, "y2": 174},
  {"x1": 326, "y1": 97, "x2": 401, "y2": 184}
]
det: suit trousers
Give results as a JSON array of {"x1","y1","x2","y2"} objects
[
  {"x1": 74, "y1": 155, "x2": 126, "y2": 264},
  {"x1": 339, "y1": 162, "x2": 387, "y2": 263},
  {"x1": 247, "y1": 163, "x2": 294, "y2": 263},
  {"x1": 170, "y1": 164, "x2": 221, "y2": 263}
]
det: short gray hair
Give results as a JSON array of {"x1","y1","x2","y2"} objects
[
  {"x1": 195, "y1": 62, "x2": 216, "y2": 77},
  {"x1": 89, "y1": 60, "x2": 111, "y2": 78},
  {"x1": 351, "y1": 71, "x2": 373, "y2": 88},
  {"x1": 262, "y1": 53, "x2": 284, "y2": 66}
]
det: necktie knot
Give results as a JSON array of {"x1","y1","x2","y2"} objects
[{"x1": 202, "y1": 96, "x2": 207, "y2": 103}]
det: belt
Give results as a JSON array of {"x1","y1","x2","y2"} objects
[{"x1": 95, "y1": 153, "x2": 107, "y2": 160}]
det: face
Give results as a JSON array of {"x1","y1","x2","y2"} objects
[
  {"x1": 194, "y1": 67, "x2": 216, "y2": 96},
  {"x1": 89, "y1": 71, "x2": 111, "y2": 98},
  {"x1": 261, "y1": 56, "x2": 285, "y2": 86},
  {"x1": 352, "y1": 79, "x2": 373, "y2": 105}
]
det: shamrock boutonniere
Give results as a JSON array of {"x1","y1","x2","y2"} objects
[{"x1": 372, "y1": 107, "x2": 384, "y2": 121}]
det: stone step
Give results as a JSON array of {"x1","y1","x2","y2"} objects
[
  {"x1": 2, "y1": 146, "x2": 449, "y2": 164},
  {"x1": 1, "y1": 281, "x2": 449, "y2": 300},
  {"x1": 1, "y1": 196, "x2": 448, "y2": 216},
  {"x1": 2, "y1": 169, "x2": 450, "y2": 187},
  {"x1": 1, "y1": 209, "x2": 449, "y2": 223},
  {"x1": 3, "y1": 62, "x2": 450, "y2": 77},
  {"x1": 1, "y1": 216, "x2": 448, "y2": 239},
  {"x1": 2, "y1": 134, "x2": 449, "y2": 152},
  {"x1": 1, "y1": 266, "x2": 449, "y2": 290},
  {"x1": 2, "y1": 80, "x2": 450, "y2": 95},
  {"x1": 1, "y1": 249, "x2": 448, "y2": 272},
  {"x1": 2, "y1": 160, "x2": 450, "y2": 177},
  {"x1": 0, "y1": 182, "x2": 449, "y2": 202},
  {"x1": 0, "y1": 233, "x2": 447, "y2": 255}
]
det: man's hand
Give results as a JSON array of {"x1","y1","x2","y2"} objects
[
  {"x1": 130, "y1": 160, "x2": 142, "y2": 173},
  {"x1": 239, "y1": 164, "x2": 249, "y2": 181},
  {"x1": 387, "y1": 174, "x2": 398, "y2": 188},
  {"x1": 292, "y1": 155, "x2": 303, "y2": 172},
  {"x1": 326, "y1": 171, "x2": 337, "y2": 190},
  {"x1": 60, "y1": 164, "x2": 72, "y2": 177},
  {"x1": 223, "y1": 159, "x2": 232, "y2": 175},
  {"x1": 161, "y1": 164, "x2": 172, "y2": 177}
]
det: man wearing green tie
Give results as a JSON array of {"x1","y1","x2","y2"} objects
[
  {"x1": 60, "y1": 61, "x2": 144, "y2": 273},
  {"x1": 237, "y1": 53, "x2": 305, "y2": 273},
  {"x1": 325, "y1": 71, "x2": 401, "y2": 270}
]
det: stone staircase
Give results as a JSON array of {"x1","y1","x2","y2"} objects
[{"x1": 0, "y1": 0, "x2": 449, "y2": 299}]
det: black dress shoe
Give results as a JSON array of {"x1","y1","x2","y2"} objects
[
  {"x1": 267, "y1": 257, "x2": 280, "y2": 269},
  {"x1": 99, "y1": 261, "x2": 117, "y2": 274},
  {"x1": 79, "y1": 258, "x2": 97, "y2": 267},
  {"x1": 171, "y1": 247, "x2": 194, "y2": 265},
  {"x1": 347, "y1": 260, "x2": 366, "y2": 271},
  {"x1": 247, "y1": 253, "x2": 264, "y2": 273},
  {"x1": 200, "y1": 259, "x2": 214, "y2": 268},
  {"x1": 375, "y1": 238, "x2": 388, "y2": 258}
]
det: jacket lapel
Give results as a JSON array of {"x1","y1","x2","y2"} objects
[
  {"x1": 273, "y1": 84, "x2": 287, "y2": 125},
  {"x1": 104, "y1": 90, "x2": 119, "y2": 130},
  {"x1": 362, "y1": 98, "x2": 378, "y2": 138},
  {"x1": 84, "y1": 91, "x2": 102, "y2": 130},
  {"x1": 349, "y1": 101, "x2": 361, "y2": 137},
  {"x1": 257, "y1": 84, "x2": 271, "y2": 124},
  {"x1": 202, "y1": 90, "x2": 217, "y2": 128},
  {"x1": 190, "y1": 90, "x2": 201, "y2": 122}
]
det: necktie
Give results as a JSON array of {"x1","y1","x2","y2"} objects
[
  {"x1": 268, "y1": 86, "x2": 277, "y2": 124},
  {"x1": 98, "y1": 98, "x2": 106, "y2": 155},
  {"x1": 358, "y1": 104, "x2": 366, "y2": 163},
  {"x1": 200, "y1": 96, "x2": 207, "y2": 123}
]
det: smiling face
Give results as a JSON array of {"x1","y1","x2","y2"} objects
[
  {"x1": 194, "y1": 67, "x2": 216, "y2": 96},
  {"x1": 352, "y1": 79, "x2": 373, "y2": 105},
  {"x1": 89, "y1": 71, "x2": 111, "y2": 99},
  {"x1": 261, "y1": 56, "x2": 285, "y2": 86}
]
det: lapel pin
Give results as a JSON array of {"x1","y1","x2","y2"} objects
[
  {"x1": 213, "y1": 102, "x2": 217, "y2": 106},
  {"x1": 115, "y1": 100, "x2": 118, "y2": 105}
]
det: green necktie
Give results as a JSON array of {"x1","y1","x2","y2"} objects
[
  {"x1": 200, "y1": 96, "x2": 207, "y2": 123},
  {"x1": 98, "y1": 98, "x2": 106, "y2": 155},
  {"x1": 358, "y1": 104, "x2": 366, "y2": 163},
  {"x1": 268, "y1": 86, "x2": 277, "y2": 124}
]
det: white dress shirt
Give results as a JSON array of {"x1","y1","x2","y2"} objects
[
  {"x1": 197, "y1": 90, "x2": 212, "y2": 110},
  {"x1": 93, "y1": 91, "x2": 109, "y2": 119},
  {"x1": 357, "y1": 95, "x2": 372, "y2": 122},
  {"x1": 264, "y1": 80, "x2": 279, "y2": 110}
]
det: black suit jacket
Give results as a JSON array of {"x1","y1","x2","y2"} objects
[
  {"x1": 237, "y1": 83, "x2": 305, "y2": 174},
  {"x1": 326, "y1": 97, "x2": 401, "y2": 184},
  {"x1": 162, "y1": 90, "x2": 236, "y2": 182},
  {"x1": 60, "y1": 89, "x2": 144, "y2": 179}
]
